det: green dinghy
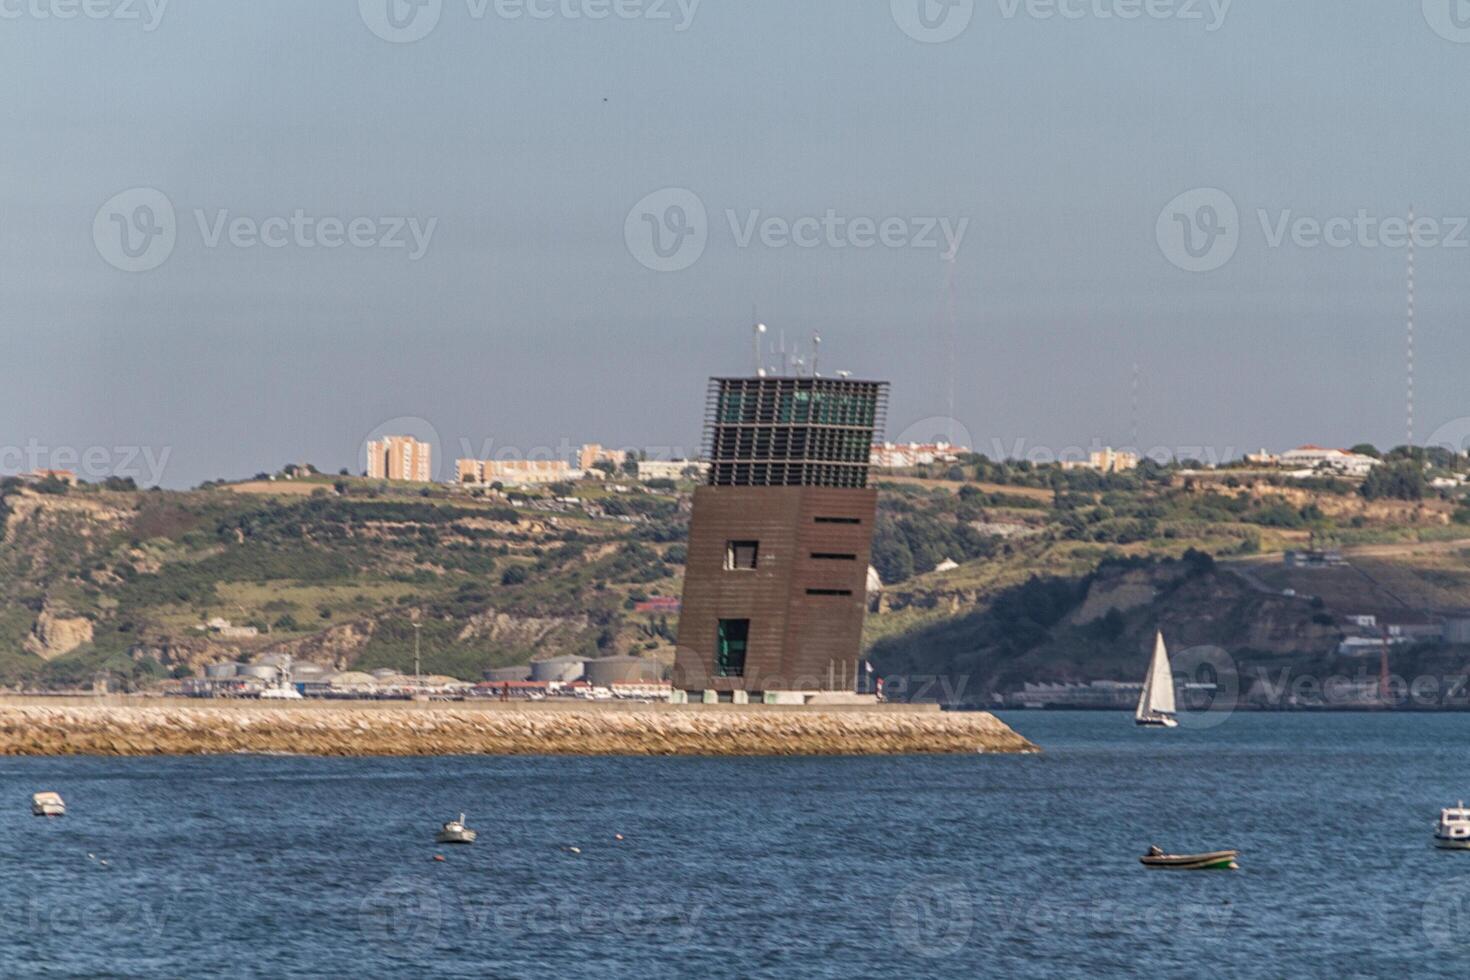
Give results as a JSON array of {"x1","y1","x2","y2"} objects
[{"x1": 1140, "y1": 846, "x2": 1239, "y2": 870}]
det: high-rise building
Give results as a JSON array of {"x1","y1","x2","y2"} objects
[
  {"x1": 366, "y1": 436, "x2": 432, "y2": 483},
  {"x1": 673, "y1": 376, "x2": 888, "y2": 698}
]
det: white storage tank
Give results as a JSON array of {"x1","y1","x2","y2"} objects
[
  {"x1": 585, "y1": 657, "x2": 662, "y2": 688},
  {"x1": 530, "y1": 657, "x2": 586, "y2": 683},
  {"x1": 484, "y1": 666, "x2": 532, "y2": 683}
]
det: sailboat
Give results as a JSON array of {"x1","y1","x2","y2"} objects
[{"x1": 1135, "y1": 631, "x2": 1178, "y2": 728}]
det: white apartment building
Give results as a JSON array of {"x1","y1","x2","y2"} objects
[{"x1": 1278, "y1": 445, "x2": 1380, "y2": 478}]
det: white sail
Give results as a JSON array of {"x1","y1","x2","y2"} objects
[{"x1": 1136, "y1": 631, "x2": 1176, "y2": 720}]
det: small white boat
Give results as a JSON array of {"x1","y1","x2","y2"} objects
[
  {"x1": 435, "y1": 814, "x2": 477, "y2": 845},
  {"x1": 31, "y1": 792, "x2": 65, "y2": 817},
  {"x1": 1435, "y1": 802, "x2": 1470, "y2": 849},
  {"x1": 1135, "y1": 631, "x2": 1179, "y2": 728}
]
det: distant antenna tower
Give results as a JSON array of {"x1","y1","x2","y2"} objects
[
  {"x1": 1406, "y1": 206, "x2": 1416, "y2": 447},
  {"x1": 1131, "y1": 361, "x2": 1141, "y2": 450},
  {"x1": 943, "y1": 254, "x2": 958, "y2": 446}
]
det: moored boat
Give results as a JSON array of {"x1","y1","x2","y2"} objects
[
  {"x1": 1435, "y1": 802, "x2": 1470, "y2": 849},
  {"x1": 31, "y1": 792, "x2": 65, "y2": 817},
  {"x1": 1140, "y1": 845, "x2": 1238, "y2": 870},
  {"x1": 1135, "y1": 631, "x2": 1179, "y2": 728},
  {"x1": 435, "y1": 814, "x2": 477, "y2": 845}
]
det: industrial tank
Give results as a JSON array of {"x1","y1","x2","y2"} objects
[
  {"x1": 530, "y1": 657, "x2": 585, "y2": 683},
  {"x1": 237, "y1": 664, "x2": 279, "y2": 680},
  {"x1": 204, "y1": 662, "x2": 239, "y2": 679},
  {"x1": 290, "y1": 663, "x2": 330, "y2": 681},
  {"x1": 585, "y1": 657, "x2": 662, "y2": 688},
  {"x1": 327, "y1": 671, "x2": 378, "y2": 689},
  {"x1": 483, "y1": 666, "x2": 532, "y2": 683}
]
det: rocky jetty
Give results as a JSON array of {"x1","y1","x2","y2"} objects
[{"x1": 0, "y1": 700, "x2": 1036, "y2": 757}]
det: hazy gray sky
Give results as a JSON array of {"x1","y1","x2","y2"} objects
[{"x1": 3, "y1": 1, "x2": 1468, "y2": 487}]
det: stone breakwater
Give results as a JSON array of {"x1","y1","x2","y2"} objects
[{"x1": 0, "y1": 701, "x2": 1037, "y2": 757}]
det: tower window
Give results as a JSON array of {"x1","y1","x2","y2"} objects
[{"x1": 725, "y1": 541, "x2": 760, "y2": 571}]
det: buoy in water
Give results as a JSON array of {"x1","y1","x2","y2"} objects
[
  {"x1": 568, "y1": 846, "x2": 581, "y2": 855},
  {"x1": 433, "y1": 855, "x2": 446, "y2": 862},
  {"x1": 614, "y1": 834, "x2": 624, "y2": 842}
]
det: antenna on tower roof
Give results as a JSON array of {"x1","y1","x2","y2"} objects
[
  {"x1": 811, "y1": 333, "x2": 822, "y2": 378},
  {"x1": 754, "y1": 321, "x2": 768, "y2": 377}
]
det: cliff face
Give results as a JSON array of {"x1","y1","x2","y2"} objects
[
  {"x1": 454, "y1": 609, "x2": 590, "y2": 649},
  {"x1": 869, "y1": 557, "x2": 1355, "y2": 698},
  {"x1": 23, "y1": 607, "x2": 94, "y2": 660}
]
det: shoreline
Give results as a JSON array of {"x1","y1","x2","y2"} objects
[{"x1": 0, "y1": 698, "x2": 1038, "y2": 757}]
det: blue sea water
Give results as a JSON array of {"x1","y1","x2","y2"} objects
[{"x1": 3, "y1": 712, "x2": 1470, "y2": 978}]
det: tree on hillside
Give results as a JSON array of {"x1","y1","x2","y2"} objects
[
  {"x1": 1386, "y1": 446, "x2": 1427, "y2": 465},
  {"x1": 1350, "y1": 443, "x2": 1382, "y2": 459},
  {"x1": 1361, "y1": 461, "x2": 1426, "y2": 501},
  {"x1": 33, "y1": 475, "x2": 70, "y2": 495},
  {"x1": 1424, "y1": 446, "x2": 1460, "y2": 470},
  {"x1": 871, "y1": 522, "x2": 915, "y2": 584}
]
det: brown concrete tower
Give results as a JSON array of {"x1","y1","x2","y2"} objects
[{"x1": 673, "y1": 376, "x2": 888, "y2": 698}]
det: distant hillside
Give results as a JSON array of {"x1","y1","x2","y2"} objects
[
  {"x1": 0, "y1": 474, "x2": 688, "y2": 689},
  {"x1": 3, "y1": 449, "x2": 1470, "y2": 693}
]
